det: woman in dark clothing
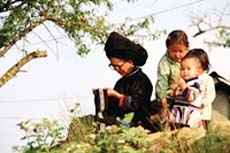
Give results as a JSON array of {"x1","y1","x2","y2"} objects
[{"x1": 94, "y1": 32, "x2": 154, "y2": 132}]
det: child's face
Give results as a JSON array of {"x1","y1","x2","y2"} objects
[
  {"x1": 109, "y1": 57, "x2": 135, "y2": 76},
  {"x1": 180, "y1": 57, "x2": 202, "y2": 80},
  {"x1": 167, "y1": 44, "x2": 188, "y2": 62}
]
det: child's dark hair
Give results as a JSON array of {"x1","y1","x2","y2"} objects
[
  {"x1": 183, "y1": 48, "x2": 211, "y2": 71},
  {"x1": 166, "y1": 30, "x2": 189, "y2": 48}
]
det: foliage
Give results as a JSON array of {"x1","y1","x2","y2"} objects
[
  {"x1": 12, "y1": 118, "x2": 65, "y2": 153},
  {"x1": 12, "y1": 100, "x2": 230, "y2": 153},
  {"x1": 191, "y1": 5, "x2": 230, "y2": 48},
  {"x1": 0, "y1": 0, "x2": 159, "y2": 57},
  {"x1": 55, "y1": 125, "x2": 151, "y2": 153},
  {"x1": 205, "y1": 29, "x2": 230, "y2": 48},
  {"x1": 13, "y1": 114, "x2": 230, "y2": 153},
  {"x1": 0, "y1": 0, "x2": 162, "y2": 87},
  {"x1": 12, "y1": 102, "x2": 153, "y2": 153}
]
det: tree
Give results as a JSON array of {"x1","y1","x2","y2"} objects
[
  {"x1": 0, "y1": 0, "x2": 157, "y2": 87},
  {"x1": 191, "y1": 5, "x2": 230, "y2": 47}
]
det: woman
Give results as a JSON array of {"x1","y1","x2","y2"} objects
[{"x1": 94, "y1": 32, "x2": 155, "y2": 132}]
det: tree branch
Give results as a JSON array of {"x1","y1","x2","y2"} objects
[
  {"x1": 193, "y1": 25, "x2": 230, "y2": 37},
  {"x1": 0, "y1": 51, "x2": 47, "y2": 87},
  {"x1": 0, "y1": 0, "x2": 27, "y2": 13},
  {"x1": 0, "y1": 18, "x2": 46, "y2": 57},
  {"x1": 191, "y1": 6, "x2": 230, "y2": 37}
]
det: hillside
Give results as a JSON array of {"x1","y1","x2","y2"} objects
[{"x1": 59, "y1": 119, "x2": 230, "y2": 153}]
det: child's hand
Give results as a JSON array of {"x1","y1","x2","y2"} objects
[
  {"x1": 187, "y1": 90, "x2": 196, "y2": 102},
  {"x1": 178, "y1": 78, "x2": 186, "y2": 90},
  {"x1": 160, "y1": 108, "x2": 169, "y2": 119},
  {"x1": 187, "y1": 88, "x2": 200, "y2": 102}
]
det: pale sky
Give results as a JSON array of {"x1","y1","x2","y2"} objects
[{"x1": 0, "y1": 0, "x2": 229, "y2": 152}]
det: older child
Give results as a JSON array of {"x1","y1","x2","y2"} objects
[
  {"x1": 154, "y1": 30, "x2": 190, "y2": 119},
  {"x1": 170, "y1": 48, "x2": 216, "y2": 129}
]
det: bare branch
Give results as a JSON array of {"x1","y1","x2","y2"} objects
[
  {"x1": 193, "y1": 25, "x2": 230, "y2": 37},
  {"x1": 42, "y1": 23, "x2": 59, "y2": 58},
  {"x1": 32, "y1": 31, "x2": 56, "y2": 57},
  {"x1": 191, "y1": 7, "x2": 230, "y2": 37}
]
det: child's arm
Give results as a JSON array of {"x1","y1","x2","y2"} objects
[
  {"x1": 178, "y1": 80, "x2": 200, "y2": 102},
  {"x1": 156, "y1": 63, "x2": 170, "y2": 118},
  {"x1": 160, "y1": 98, "x2": 169, "y2": 118}
]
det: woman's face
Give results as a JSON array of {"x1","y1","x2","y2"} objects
[
  {"x1": 109, "y1": 57, "x2": 134, "y2": 76},
  {"x1": 167, "y1": 44, "x2": 188, "y2": 62}
]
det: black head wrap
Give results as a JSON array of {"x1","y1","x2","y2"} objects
[{"x1": 104, "y1": 32, "x2": 148, "y2": 66}]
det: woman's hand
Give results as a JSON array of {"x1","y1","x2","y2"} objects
[
  {"x1": 92, "y1": 88, "x2": 98, "y2": 94},
  {"x1": 105, "y1": 88, "x2": 123, "y2": 99},
  {"x1": 92, "y1": 88, "x2": 123, "y2": 100}
]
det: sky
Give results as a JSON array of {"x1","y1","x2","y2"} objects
[{"x1": 0, "y1": 0, "x2": 230, "y2": 152}]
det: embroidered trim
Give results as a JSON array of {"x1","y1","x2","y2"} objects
[{"x1": 118, "y1": 94, "x2": 125, "y2": 107}]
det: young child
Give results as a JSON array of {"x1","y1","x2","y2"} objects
[
  {"x1": 174, "y1": 50, "x2": 203, "y2": 104},
  {"x1": 154, "y1": 30, "x2": 190, "y2": 120},
  {"x1": 170, "y1": 48, "x2": 216, "y2": 129}
]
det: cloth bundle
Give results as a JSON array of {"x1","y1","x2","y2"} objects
[{"x1": 94, "y1": 88, "x2": 118, "y2": 131}]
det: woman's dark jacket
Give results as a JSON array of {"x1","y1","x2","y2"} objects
[{"x1": 108, "y1": 67, "x2": 154, "y2": 131}]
